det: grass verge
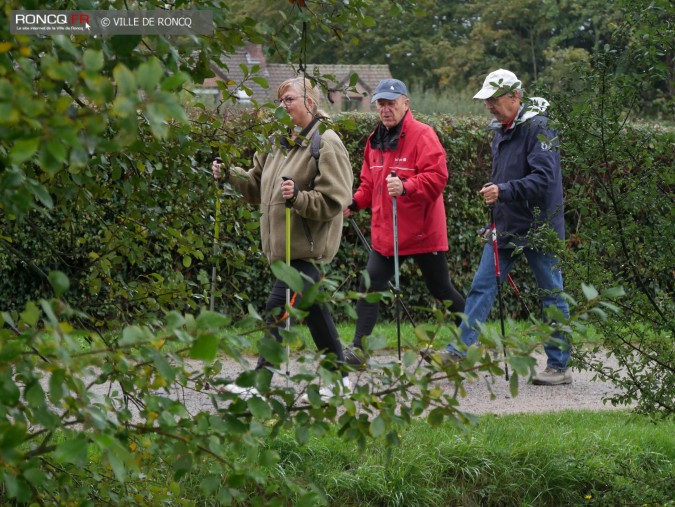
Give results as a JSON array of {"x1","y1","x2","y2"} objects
[{"x1": 266, "y1": 411, "x2": 674, "y2": 507}]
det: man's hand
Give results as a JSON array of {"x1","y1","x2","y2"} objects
[
  {"x1": 386, "y1": 173, "x2": 404, "y2": 197},
  {"x1": 479, "y1": 183, "x2": 499, "y2": 205},
  {"x1": 477, "y1": 226, "x2": 491, "y2": 243}
]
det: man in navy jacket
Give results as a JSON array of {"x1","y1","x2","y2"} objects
[{"x1": 423, "y1": 69, "x2": 572, "y2": 385}]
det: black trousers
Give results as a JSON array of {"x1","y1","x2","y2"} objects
[
  {"x1": 256, "y1": 260, "x2": 345, "y2": 372},
  {"x1": 352, "y1": 249, "x2": 465, "y2": 348}
]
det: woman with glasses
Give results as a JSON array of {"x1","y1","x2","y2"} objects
[{"x1": 212, "y1": 77, "x2": 354, "y2": 400}]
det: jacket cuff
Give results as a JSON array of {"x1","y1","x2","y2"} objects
[{"x1": 497, "y1": 183, "x2": 509, "y2": 202}]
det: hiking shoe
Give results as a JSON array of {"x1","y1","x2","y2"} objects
[
  {"x1": 531, "y1": 367, "x2": 572, "y2": 386},
  {"x1": 420, "y1": 348, "x2": 463, "y2": 367},
  {"x1": 222, "y1": 384, "x2": 261, "y2": 400},
  {"x1": 301, "y1": 377, "x2": 351, "y2": 403},
  {"x1": 344, "y1": 346, "x2": 367, "y2": 367}
]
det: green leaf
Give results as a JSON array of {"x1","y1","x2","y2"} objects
[
  {"x1": 107, "y1": 450, "x2": 127, "y2": 483},
  {"x1": 46, "y1": 140, "x2": 67, "y2": 164},
  {"x1": 30, "y1": 181, "x2": 54, "y2": 209},
  {"x1": 113, "y1": 64, "x2": 136, "y2": 96},
  {"x1": 295, "y1": 424, "x2": 309, "y2": 444},
  {"x1": 427, "y1": 407, "x2": 445, "y2": 427},
  {"x1": 120, "y1": 325, "x2": 150, "y2": 345},
  {"x1": 269, "y1": 260, "x2": 304, "y2": 293},
  {"x1": 362, "y1": 15, "x2": 376, "y2": 27},
  {"x1": 247, "y1": 396, "x2": 272, "y2": 419},
  {"x1": 49, "y1": 369, "x2": 66, "y2": 403},
  {"x1": 19, "y1": 301, "x2": 40, "y2": 327},
  {"x1": 369, "y1": 415, "x2": 386, "y2": 437},
  {"x1": 108, "y1": 34, "x2": 141, "y2": 55},
  {"x1": 297, "y1": 282, "x2": 319, "y2": 309},
  {"x1": 465, "y1": 345, "x2": 481, "y2": 364},
  {"x1": 10, "y1": 138, "x2": 39, "y2": 164},
  {"x1": 189, "y1": 334, "x2": 218, "y2": 361},
  {"x1": 54, "y1": 434, "x2": 88, "y2": 466},
  {"x1": 161, "y1": 72, "x2": 190, "y2": 91},
  {"x1": 83, "y1": 49, "x2": 104, "y2": 72},
  {"x1": 0, "y1": 422, "x2": 26, "y2": 451},
  {"x1": 601, "y1": 286, "x2": 625, "y2": 298},
  {"x1": 251, "y1": 76, "x2": 269, "y2": 88},
  {"x1": 195, "y1": 310, "x2": 230, "y2": 329},
  {"x1": 200, "y1": 475, "x2": 221, "y2": 495},
  {"x1": 25, "y1": 383, "x2": 45, "y2": 405},
  {"x1": 48, "y1": 271, "x2": 70, "y2": 297},
  {"x1": 136, "y1": 57, "x2": 163, "y2": 91},
  {"x1": 509, "y1": 372, "x2": 520, "y2": 398},
  {"x1": 258, "y1": 337, "x2": 285, "y2": 365},
  {"x1": 364, "y1": 334, "x2": 387, "y2": 351},
  {"x1": 152, "y1": 353, "x2": 175, "y2": 382},
  {"x1": 581, "y1": 283, "x2": 599, "y2": 301}
]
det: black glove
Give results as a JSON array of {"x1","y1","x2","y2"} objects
[{"x1": 289, "y1": 180, "x2": 299, "y2": 205}]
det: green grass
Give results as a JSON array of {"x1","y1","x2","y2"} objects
[
  {"x1": 265, "y1": 411, "x2": 674, "y2": 506},
  {"x1": 232, "y1": 320, "x2": 553, "y2": 355}
]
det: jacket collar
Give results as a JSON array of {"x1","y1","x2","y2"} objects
[
  {"x1": 370, "y1": 109, "x2": 410, "y2": 151},
  {"x1": 280, "y1": 117, "x2": 321, "y2": 150},
  {"x1": 487, "y1": 97, "x2": 550, "y2": 133}
]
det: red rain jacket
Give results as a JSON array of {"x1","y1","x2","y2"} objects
[{"x1": 353, "y1": 111, "x2": 449, "y2": 256}]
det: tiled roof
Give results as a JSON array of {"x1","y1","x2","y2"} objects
[{"x1": 200, "y1": 45, "x2": 392, "y2": 106}]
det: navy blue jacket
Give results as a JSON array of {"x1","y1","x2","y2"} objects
[{"x1": 489, "y1": 103, "x2": 565, "y2": 249}]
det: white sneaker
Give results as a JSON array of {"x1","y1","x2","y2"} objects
[
  {"x1": 222, "y1": 384, "x2": 261, "y2": 399},
  {"x1": 301, "y1": 377, "x2": 351, "y2": 403}
]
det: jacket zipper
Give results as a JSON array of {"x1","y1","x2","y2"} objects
[{"x1": 301, "y1": 218, "x2": 314, "y2": 253}]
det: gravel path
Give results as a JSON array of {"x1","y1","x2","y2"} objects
[{"x1": 180, "y1": 348, "x2": 628, "y2": 416}]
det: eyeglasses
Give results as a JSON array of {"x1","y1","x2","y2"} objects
[
  {"x1": 484, "y1": 92, "x2": 512, "y2": 105},
  {"x1": 278, "y1": 95, "x2": 299, "y2": 106}
]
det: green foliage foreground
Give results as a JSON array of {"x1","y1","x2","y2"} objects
[{"x1": 0, "y1": 280, "x2": 628, "y2": 506}]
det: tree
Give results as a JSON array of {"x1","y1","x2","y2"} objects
[{"x1": 552, "y1": 0, "x2": 674, "y2": 417}]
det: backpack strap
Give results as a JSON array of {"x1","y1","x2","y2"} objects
[
  {"x1": 311, "y1": 129, "x2": 321, "y2": 163},
  {"x1": 308, "y1": 129, "x2": 321, "y2": 190}
]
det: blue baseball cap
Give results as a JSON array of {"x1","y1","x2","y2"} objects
[{"x1": 371, "y1": 79, "x2": 408, "y2": 103}]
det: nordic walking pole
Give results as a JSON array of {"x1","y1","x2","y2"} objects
[
  {"x1": 210, "y1": 158, "x2": 223, "y2": 311},
  {"x1": 282, "y1": 176, "x2": 293, "y2": 385},
  {"x1": 484, "y1": 182, "x2": 509, "y2": 381},
  {"x1": 391, "y1": 171, "x2": 402, "y2": 361},
  {"x1": 349, "y1": 217, "x2": 416, "y2": 328}
]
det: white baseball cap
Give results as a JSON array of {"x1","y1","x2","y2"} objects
[{"x1": 473, "y1": 69, "x2": 522, "y2": 99}]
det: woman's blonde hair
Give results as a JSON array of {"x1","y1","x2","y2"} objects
[{"x1": 277, "y1": 77, "x2": 328, "y2": 118}]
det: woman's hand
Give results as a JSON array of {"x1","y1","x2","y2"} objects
[{"x1": 212, "y1": 159, "x2": 223, "y2": 180}]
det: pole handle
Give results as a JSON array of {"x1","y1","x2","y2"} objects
[
  {"x1": 282, "y1": 176, "x2": 293, "y2": 208},
  {"x1": 482, "y1": 181, "x2": 496, "y2": 209}
]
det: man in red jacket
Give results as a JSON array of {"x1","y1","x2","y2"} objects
[{"x1": 342, "y1": 78, "x2": 465, "y2": 366}]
